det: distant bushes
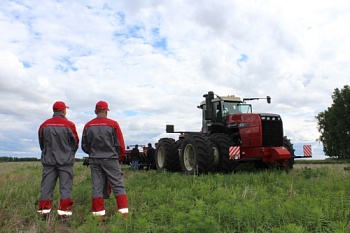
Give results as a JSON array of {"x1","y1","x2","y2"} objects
[
  {"x1": 296, "y1": 158, "x2": 350, "y2": 164},
  {"x1": 0, "y1": 156, "x2": 84, "y2": 163},
  {"x1": 0, "y1": 156, "x2": 39, "y2": 163}
]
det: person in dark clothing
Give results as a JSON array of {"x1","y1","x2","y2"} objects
[
  {"x1": 146, "y1": 143, "x2": 156, "y2": 170},
  {"x1": 82, "y1": 100, "x2": 129, "y2": 219},
  {"x1": 130, "y1": 145, "x2": 140, "y2": 171},
  {"x1": 38, "y1": 101, "x2": 79, "y2": 218}
]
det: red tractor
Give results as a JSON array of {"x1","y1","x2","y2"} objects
[{"x1": 156, "y1": 91, "x2": 311, "y2": 174}]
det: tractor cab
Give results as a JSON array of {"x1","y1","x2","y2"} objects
[
  {"x1": 213, "y1": 100, "x2": 252, "y2": 120},
  {"x1": 198, "y1": 92, "x2": 253, "y2": 134}
]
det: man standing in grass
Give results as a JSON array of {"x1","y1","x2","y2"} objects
[
  {"x1": 131, "y1": 144, "x2": 140, "y2": 171},
  {"x1": 38, "y1": 101, "x2": 79, "y2": 218},
  {"x1": 146, "y1": 143, "x2": 156, "y2": 171},
  {"x1": 82, "y1": 101, "x2": 129, "y2": 219}
]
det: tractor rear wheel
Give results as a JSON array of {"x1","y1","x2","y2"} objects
[
  {"x1": 179, "y1": 134, "x2": 214, "y2": 175},
  {"x1": 209, "y1": 133, "x2": 234, "y2": 173},
  {"x1": 156, "y1": 138, "x2": 180, "y2": 172}
]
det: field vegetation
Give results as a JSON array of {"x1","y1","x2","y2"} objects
[{"x1": 0, "y1": 161, "x2": 349, "y2": 233}]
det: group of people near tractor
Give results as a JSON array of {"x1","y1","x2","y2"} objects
[
  {"x1": 37, "y1": 100, "x2": 129, "y2": 222},
  {"x1": 127, "y1": 143, "x2": 156, "y2": 171}
]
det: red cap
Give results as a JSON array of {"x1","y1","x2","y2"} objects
[
  {"x1": 95, "y1": 101, "x2": 109, "y2": 111},
  {"x1": 53, "y1": 101, "x2": 69, "y2": 111}
]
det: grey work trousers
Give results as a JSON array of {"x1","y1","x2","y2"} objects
[
  {"x1": 90, "y1": 158, "x2": 126, "y2": 198},
  {"x1": 40, "y1": 164, "x2": 73, "y2": 200}
]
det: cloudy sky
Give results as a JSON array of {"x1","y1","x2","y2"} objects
[{"x1": 0, "y1": 0, "x2": 349, "y2": 159}]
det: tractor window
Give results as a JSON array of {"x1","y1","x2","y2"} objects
[
  {"x1": 237, "y1": 104, "x2": 252, "y2": 113},
  {"x1": 222, "y1": 102, "x2": 239, "y2": 114},
  {"x1": 215, "y1": 103, "x2": 223, "y2": 122},
  {"x1": 222, "y1": 102, "x2": 252, "y2": 114}
]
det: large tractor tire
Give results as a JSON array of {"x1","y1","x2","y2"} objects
[
  {"x1": 179, "y1": 134, "x2": 214, "y2": 175},
  {"x1": 156, "y1": 138, "x2": 180, "y2": 172},
  {"x1": 209, "y1": 133, "x2": 234, "y2": 173},
  {"x1": 284, "y1": 136, "x2": 295, "y2": 170},
  {"x1": 173, "y1": 139, "x2": 183, "y2": 171}
]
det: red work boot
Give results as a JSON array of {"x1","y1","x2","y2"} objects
[{"x1": 116, "y1": 194, "x2": 129, "y2": 219}]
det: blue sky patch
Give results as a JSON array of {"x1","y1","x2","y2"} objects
[
  {"x1": 238, "y1": 54, "x2": 248, "y2": 62},
  {"x1": 21, "y1": 60, "x2": 31, "y2": 68},
  {"x1": 116, "y1": 11, "x2": 126, "y2": 24},
  {"x1": 114, "y1": 24, "x2": 144, "y2": 40},
  {"x1": 124, "y1": 110, "x2": 137, "y2": 116},
  {"x1": 152, "y1": 38, "x2": 167, "y2": 50},
  {"x1": 127, "y1": 25, "x2": 143, "y2": 39},
  {"x1": 55, "y1": 56, "x2": 77, "y2": 72},
  {"x1": 236, "y1": 53, "x2": 248, "y2": 67},
  {"x1": 151, "y1": 27, "x2": 167, "y2": 50}
]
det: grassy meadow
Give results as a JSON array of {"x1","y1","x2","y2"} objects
[{"x1": 0, "y1": 161, "x2": 349, "y2": 233}]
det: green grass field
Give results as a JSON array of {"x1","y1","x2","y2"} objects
[{"x1": 0, "y1": 161, "x2": 349, "y2": 233}]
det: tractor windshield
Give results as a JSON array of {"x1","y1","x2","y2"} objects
[
  {"x1": 236, "y1": 103, "x2": 252, "y2": 113},
  {"x1": 222, "y1": 102, "x2": 252, "y2": 114}
]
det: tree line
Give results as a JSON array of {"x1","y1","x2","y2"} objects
[
  {"x1": 316, "y1": 85, "x2": 350, "y2": 159},
  {"x1": 0, "y1": 157, "x2": 85, "y2": 163},
  {"x1": 0, "y1": 156, "x2": 40, "y2": 162}
]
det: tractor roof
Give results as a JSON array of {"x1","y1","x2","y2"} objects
[
  {"x1": 215, "y1": 95, "x2": 242, "y2": 102},
  {"x1": 200, "y1": 95, "x2": 242, "y2": 106}
]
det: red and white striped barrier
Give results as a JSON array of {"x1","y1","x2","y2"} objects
[
  {"x1": 229, "y1": 146, "x2": 240, "y2": 160},
  {"x1": 303, "y1": 145, "x2": 312, "y2": 157}
]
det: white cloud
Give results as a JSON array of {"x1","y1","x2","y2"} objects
[{"x1": 1, "y1": 0, "x2": 350, "y2": 159}]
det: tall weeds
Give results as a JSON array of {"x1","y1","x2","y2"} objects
[{"x1": 0, "y1": 162, "x2": 349, "y2": 232}]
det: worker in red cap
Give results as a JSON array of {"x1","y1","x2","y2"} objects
[
  {"x1": 82, "y1": 101, "x2": 129, "y2": 220},
  {"x1": 38, "y1": 101, "x2": 79, "y2": 219}
]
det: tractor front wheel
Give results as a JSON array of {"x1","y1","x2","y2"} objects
[
  {"x1": 209, "y1": 133, "x2": 234, "y2": 173},
  {"x1": 179, "y1": 134, "x2": 214, "y2": 175}
]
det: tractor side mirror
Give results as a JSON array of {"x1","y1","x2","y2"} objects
[
  {"x1": 166, "y1": 125, "x2": 174, "y2": 133},
  {"x1": 267, "y1": 96, "x2": 271, "y2": 104}
]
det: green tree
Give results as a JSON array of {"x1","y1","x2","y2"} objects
[{"x1": 316, "y1": 85, "x2": 350, "y2": 158}]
